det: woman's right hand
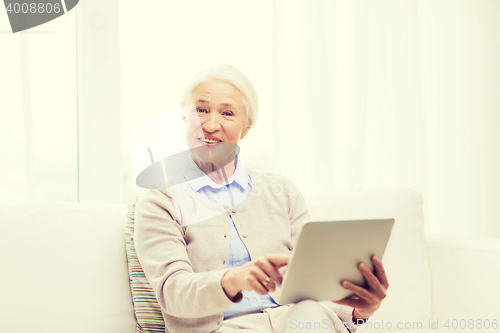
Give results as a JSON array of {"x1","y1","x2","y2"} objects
[{"x1": 220, "y1": 253, "x2": 291, "y2": 299}]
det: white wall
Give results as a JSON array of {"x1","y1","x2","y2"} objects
[
  {"x1": 2, "y1": 0, "x2": 499, "y2": 238},
  {"x1": 119, "y1": 0, "x2": 274, "y2": 203},
  {"x1": 418, "y1": 0, "x2": 500, "y2": 237},
  {"x1": 0, "y1": 8, "x2": 78, "y2": 204}
]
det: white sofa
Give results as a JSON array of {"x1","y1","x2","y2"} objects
[{"x1": 1, "y1": 187, "x2": 499, "y2": 333}]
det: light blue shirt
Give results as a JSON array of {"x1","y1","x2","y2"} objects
[{"x1": 184, "y1": 155, "x2": 279, "y2": 319}]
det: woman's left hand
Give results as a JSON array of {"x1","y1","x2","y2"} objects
[{"x1": 332, "y1": 255, "x2": 389, "y2": 320}]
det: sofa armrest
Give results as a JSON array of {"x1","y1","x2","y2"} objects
[{"x1": 425, "y1": 233, "x2": 500, "y2": 331}]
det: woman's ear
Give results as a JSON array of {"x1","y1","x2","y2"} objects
[
  {"x1": 240, "y1": 125, "x2": 251, "y2": 140},
  {"x1": 182, "y1": 104, "x2": 195, "y2": 123}
]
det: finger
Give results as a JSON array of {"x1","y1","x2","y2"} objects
[
  {"x1": 262, "y1": 278, "x2": 276, "y2": 292},
  {"x1": 358, "y1": 262, "x2": 384, "y2": 298},
  {"x1": 341, "y1": 280, "x2": 377, "y2": 304},
  {"x1": 359, "y1": 261, "x2": 387, "y2": 300},
  {"x1": 249, "y1": 265, "x2": 276, "y2": 292},
  {"x1": 372, "y1": 256, "x2": 389, "y2": 289},
  {"x1": 248, "y1": 276, "x2": 269, "y2": 295},
  {"x1": 256, "y1": 256, "x2": 287, "y2": 285},
  {"x1": 265, "y1": 253, "x2": 290, "y2": 268}
]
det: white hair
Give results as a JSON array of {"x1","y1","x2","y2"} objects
[{"x1": 181, "y1": 64, "x2": 258, "y2": 128}]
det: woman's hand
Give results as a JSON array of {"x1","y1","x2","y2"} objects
[
  {"x1": 332, "y1": 255, "x2": 389, "y2": 320},
  {"x1": 221, "y1": 253, "x2": 291, "y2": 299}
]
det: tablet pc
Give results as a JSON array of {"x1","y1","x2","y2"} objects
[{"x1": 277, "y1": 219, "x2": 394, "y2": 305}]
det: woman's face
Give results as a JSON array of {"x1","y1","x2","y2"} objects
[{"x1": 183, "y1": 79, "x2": 250, "y2": 167}]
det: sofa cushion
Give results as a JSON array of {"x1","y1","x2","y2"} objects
[
  {"x1": 306, "y1": 187, "x2": 432, "y2": 333},
  {"x1": 0, "y1": 203, "x2": 137, "y2": 333},
  {"x1": 125, "y1": 197, "x2": 166, "y2": 332}
]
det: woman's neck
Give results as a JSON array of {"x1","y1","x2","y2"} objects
[{"x1": 193, "y1": 156, "x2": 237, "y2": 185}]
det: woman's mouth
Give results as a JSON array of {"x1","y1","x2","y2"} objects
[{"x1": 198, "y1": 137, "x2": 222, "y2": 145}]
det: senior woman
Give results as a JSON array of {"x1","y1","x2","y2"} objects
[{"x1": 134, "y1": 64, "x2": 389, "y2": 333}]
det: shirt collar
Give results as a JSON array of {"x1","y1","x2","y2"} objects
[{"x1": 185, "y1": 154, "x2": 251, "y2": 192}]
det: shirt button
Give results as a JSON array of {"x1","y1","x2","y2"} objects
[
  {"x1": 231, "y1": 209, "x2": 237, "y2": 213},
  {"x1": 230, "y1": 236, "x2": 235, "y2": 240},
  {"x1": 223, "y1": 260, "x2": 226, "y2": 264},
  {"x1": 252, "y1": 298, "x2": 257, "y2": 303},
  {"x1": 220, "y1": 187, "x2": 225, "y2": 191},
  {"x1": 236, "y1": 261, "x2": 241, "y2": 266}
]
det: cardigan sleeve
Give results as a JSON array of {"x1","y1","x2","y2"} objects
[{"x1": 134, "y1": 189, "x2": 243, "y2": 319}]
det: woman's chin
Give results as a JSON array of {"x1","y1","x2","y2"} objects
[{"x1": 190, "y1": 142, "x2": 240, "y2": 170}]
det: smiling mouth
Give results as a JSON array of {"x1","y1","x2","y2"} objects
[{"x1": 198, "y1": 137, "x2": 222, "y2": 144}]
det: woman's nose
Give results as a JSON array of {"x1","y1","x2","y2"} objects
[{"x1": 202, "y1": 112, "x2": 220, "y2": 132}]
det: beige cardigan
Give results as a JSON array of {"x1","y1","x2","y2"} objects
[{"x1": 134, "y1": 170, "x2": 356, "y2": 333}]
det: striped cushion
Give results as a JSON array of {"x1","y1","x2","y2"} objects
[{"x1": 125, "y1": 197, "x2": 166, "y2": 332}]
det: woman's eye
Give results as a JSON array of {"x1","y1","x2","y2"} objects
[
  {"x1": 222, "y1": 111, "x2": 234, "y2": 116},
  {"x1": 196, "y1": 108, "x2": 208, "y2": 114}
]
